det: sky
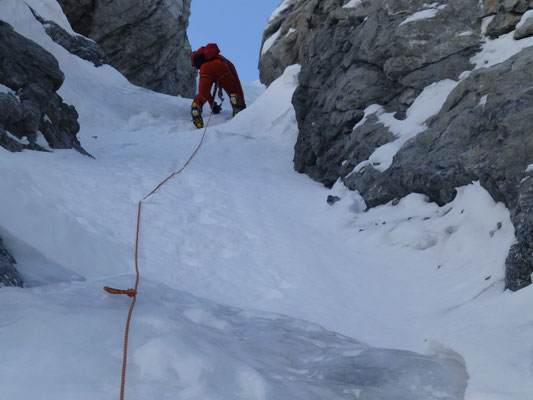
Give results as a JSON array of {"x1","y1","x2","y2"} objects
[{"x1": 187, "y1": 0, "x2": 282, "y2": 83}]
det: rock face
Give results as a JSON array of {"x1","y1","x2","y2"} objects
[
  {"x1": 0, "y1": 238, "x2": 23, "y2": 288},
  {"x1": 351, "y1": 48, "x2": 533, "y2": 290},
  {"x1": 57, "y1": 0, "x2": 196, "y2": 97},
  {"x1": 259, "y1": 0, "x2": 533, "y2": 290},
  {"x1": 260, "y1": 0, "x2": 482, "y2": 186},
  {"x1": 0, "y1": 20, "x2": 88, "y2": 156}
]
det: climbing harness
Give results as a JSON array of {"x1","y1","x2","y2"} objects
[
  {"x1": 104, "y1": 101, "x2": 216, "y2": 400},
  {"x1": 214, "y1": 84, "x2": 224, "y2": 105}
]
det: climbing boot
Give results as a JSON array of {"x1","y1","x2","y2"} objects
[
  {"x1": 230, "y1": 94, "x2": 246, "y2": 117},
  {"x1": 191, "y1": 102, "x2": 203, "y2": 129}
]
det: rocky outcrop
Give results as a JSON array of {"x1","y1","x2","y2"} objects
[
  {"x1": 514, "y1": 11, "x2": 533, "y2": 39},
  {"x1": 56, "y1": 0, "x2": 196, "y2": 97},
  {"x1": 0, "y1": 238, "x2": 23, "y2": 288},
  {"x1": 31, "y1": 8, "x2": 108, "y2": 67},
  {"x1": 482, "y1": 0, "x2": 533, "y2": 38},
  {"x1": 0, "y1": 20, "x2": 89, "y2": 156},
  {"x1": 349, "y1": 48, "x2": 533, "y2": 290},
  {"x1": 259, "y1": 0, "x2": 533, "y2": 290},
  {"x1": 260, "y1": 0, "x2": 482, "y2": 186}
]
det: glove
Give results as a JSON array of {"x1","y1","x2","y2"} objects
[{"x1": 212, "y1": 102, "x2": 222, "y2": 114}]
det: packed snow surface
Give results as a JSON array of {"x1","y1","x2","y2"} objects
[{"x1": 1, "y1": 1, "x2": 532, "y2": 399}]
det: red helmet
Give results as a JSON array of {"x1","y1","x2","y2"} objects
[{"x1": 191, "y1": 43, "x2": 220, "y2": 68}]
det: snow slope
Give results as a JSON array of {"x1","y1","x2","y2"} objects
[{"x1": 1, "y1": 1, "x2": 533, "y2": 399}]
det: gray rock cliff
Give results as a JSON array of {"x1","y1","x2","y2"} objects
[
  {"x1": 0, "y1": 20, "x2": 88, "y2": 156},
  {"x1": 259, "y1": 0, "x2": 533, "y2": 290},
  {"x1": 261, "y1": 0, "x2": 482, "y2": 185},
  {"x1": 352, "y1": 48, "x2": 533, "y2": 291},
  {"x1": 56, "y1": 0, "x2": 196, "y2": 97}
]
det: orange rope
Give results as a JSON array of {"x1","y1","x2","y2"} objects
[
  {"x1": 104, "y1": 106, "x2": 214, "y2": 400},
  {"x1": 103, "y1": 200, "x2": 141, "y2": 400},
  {"x1": 144, "y1": 101, "x2": 214, "y2": 200}
]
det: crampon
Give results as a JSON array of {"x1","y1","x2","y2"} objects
[{"x1": 191, "y1": 102, "x2": 204, "y2": 129}]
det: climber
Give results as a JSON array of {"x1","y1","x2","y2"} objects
[{"x1": 190, "y1": 43, "x2": 246, "y2": 129}]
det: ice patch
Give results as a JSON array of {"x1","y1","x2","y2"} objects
[{"x1": 0, "y1": 280, "x2": 469, "y2": 399}]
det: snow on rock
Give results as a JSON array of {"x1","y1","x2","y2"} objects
[
  {"x1": 267, "y1": 0, "x2": 298, "y2": 25},
  {"x1": 261, "y1": 26, "x2": 282, "y2": 55},
  {"x1": 23, "y1": 0, "x2": 77, "y2": 35},
  {"x1": 284, "y1": 0, "x2": 481, "y2": 187},
  {"x1": 471, "y1": 29, "x2": 533, "y2": 69},
  {"x1": 343, "y1": 0, "x2": 362, "y2": 8},
  {"x1": 351, "y1": 78, "x2": 458, "y2": 173},
  {"x1": 399, "y1": 4, "x2": 447, "y2": 26},
  {"x1": 514, "y1": 9, "x2": 533, "y2": 39},
  {"x1": 0, "y1": 83, "x2": 15, "y2": 95}
]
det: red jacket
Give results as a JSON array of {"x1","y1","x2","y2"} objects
[{"x1": 193, "y1": 56, "x2": 246, "y2": 109}]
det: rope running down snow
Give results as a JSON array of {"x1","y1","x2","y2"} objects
[{"x1": 103, "y1": 99, "x2": 216, "y2": 400}]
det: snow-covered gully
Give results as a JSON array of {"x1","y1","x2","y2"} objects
[{"x1": 1, "y1": 1, "x2": 533, "y2": 399}]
